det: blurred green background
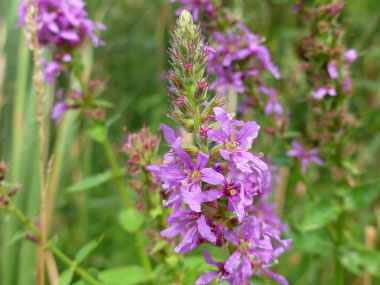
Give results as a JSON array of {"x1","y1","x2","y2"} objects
[{"x1": 0, "y1": 0, "x2": 379, "y2": 284}]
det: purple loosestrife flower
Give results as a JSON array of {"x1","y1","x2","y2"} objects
[
  {"x1": 258, "y1": 85, "x2": 283, "y2": 117},
  {"x1": 286, "y1": 140, "x2": 323, "y2": 172},
  {"x1": 313, "y1": 86, "x2": 336, "y2": 99},
  {"x1": 148, "y1": 137, "x2": 224, "y2": 212},
  {"x1": 327, "y1": 61, "x2": 339, "y2": 79},
  {"x1": 17, "y1": 0, "x2": 105, "y2": 47},
  {"x1": 17, "y1": 0, "x2": 106, "y2": 83},
  {"x1": 207, "y1": 107, "x2": 266, "y2": 173},
  {"x1": 148, "y1": 11, "x2": 291, "y2": 284},
  {"x1": 170, "y1": 0, "x2": 216, "y2": 21},
  {"x1": 223, "y1": 216, "x2": 291, "y2": 284},
  {"x1": 51, "y1": 102, "x2": 68, "y2": 124},
  {"x1": 208, "y1": 25, "x2": 280, "y2": 94},
  {"x1": 161, "y1": 207, "x2": 218, "y2": 253},
  {"x1": 344, "y1": 49, "x2": 358, "y2": 63}
]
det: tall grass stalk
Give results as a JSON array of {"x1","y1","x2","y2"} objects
[{"x1": 25, "y1": 1, "x2": 48, "y2": 283}]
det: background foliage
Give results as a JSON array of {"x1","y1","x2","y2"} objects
[{"x1": 0, "y1": 0, "x2": 379, "y2": 284}]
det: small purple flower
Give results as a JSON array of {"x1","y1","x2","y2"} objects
[
  {"x1": 17, "y1": 0, "x2": 106, "y2": 48},
  {"x1": 327, "y1": 61, "x2": 339, "y2": 79},
  {"x1": 51, "y1": 102, "x2": 68, "y2": 124},
  {"x1": 344, "y1": 49, "x2": 358, "y2": 63},
  {"x1": 17, "y1": 0, "x2": 106, "y2": 84},
  {"x1": 286, "y1": 140, "x2": 323, "y2": 172},
  {"x1": 161, "y1": 209, "x2": 217, "y2": 253},
  {"x1": 313, "y1": 86, "x2": 336, "y2": 99},
  {"x1": 43, "y1": 61, "x2": 61, "y2": 84},
  {"x1": 343, "y1": 77, "x2": 352, "y2": 93},
  {"x1": 208, "y1": 25, "x2": 280, "y2": 93},
  {"x1": 171, "y1": 0, "x2": 216, "y2": 22},
  {"x1": 258, "y1": 86, "x2": 283, "y2": 117},
  {"x1": 207, "y1": 107, "x2": 266, "y2": 173}
]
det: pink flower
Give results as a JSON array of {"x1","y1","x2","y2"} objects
[{"x1": 344, "y1": 49, "x2": 358, "y2": 63}]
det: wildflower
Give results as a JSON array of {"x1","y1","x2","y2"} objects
[
  {"x1": 327, "y1": 61, "x2": 339, "y2": 79},
  {"x1": 313, "y1": 86, "x2": 336, "y2": 99},
  {"x1": 286, "y1": 140, "x2": 323, "y2": 172},
  {"x1": 17, "y1": 0, "x2": 106, "y2": 83},
  {"x1": 344, "y1": 49, "x2": 358, "y2": 63},
  {"x1": 170, "y1": 0, "x2": 216, "y2": 22}
]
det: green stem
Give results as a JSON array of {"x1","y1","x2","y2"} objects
[
  {"x1": 335, "y1": 214, "x2": 345, "y2": 285},
  {"x1": 101, "y1": 139, "x2": 153, "y2": 275},
  {"x1": 48, "y1": 245, "x2": 102, "y2": 285},
  {"x1": 6, "y1": 199, "x2": 101, "y2": 285},
  {"x1": 8, "y1": 199, "x2": 40, "y2": 238},
  {"x1": 101, "y1": 140, "x2": 132, "y2": 208}
]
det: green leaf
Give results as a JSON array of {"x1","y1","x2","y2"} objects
[
  {"x1": 88, "y1": 123, "x2": 108, "y2": 143},
  {"x1": 301, "y1": 200, "x2": 342, "y2": 231},
  {"x1": 342, "y1": 159, "x2": 360, "y2": 175},
  {"x1": 75, "y1": 234, "x2": 105, "y2": 264},
  {"x1": 340, "y1": 247, "x2": 380, "y2": 277},
  {"x1": 66, "y1": 170, "x2": 113, "y2": 193},
  {"x1": 7, "y1": 230, "x2": 26, "y2": 247},
  {"x1": 149, "y1": 206, "x2": 162, "y2": 219},
  {"x1": 99, "y1": 266, "x2": 151, "y2": 285},
  {"x1": 292, "y1": 230, "x2": 334, "y2": 256},
  {"x1": 150, "y1": 240, "x2": 167, "y2": 255},
  {"x1": 94, "y1": 99, "x2": 114, "y2": 108},
  {"x1": 59, "y1": 268, "x2": 74, "y2": 285},
  {"x1": 119, "y1": 209, "x2": 145, "y2": 233},
  {"x1": 344, "y1": 180, "x2": 380, "y2": 210}
]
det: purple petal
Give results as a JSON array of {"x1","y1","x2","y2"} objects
[
  {"x1": 263, "y1": 268, "x2": 289, "y2": 285},
  {"x1": 196, "y1": 151, "x2": 209, "y2": 170},
  {"x1": 236, "y1": 121, "x2": 260, "y2": 149},
  {"x1": 202, "y1": 190, "x2": 224, "y2": 202},
  {"x1": 197, "y1": 215, "x2": 216, "y2": 242},
  {"x1": 313, "y1": 87, "x2": 327, "y2": 99},
  {"x1": 60, "y1": 30, "x2": 80, "y2": 41},
  {"x1": 224, "y1": 251, "x2": 241, "y2": 273},
  {"x1": 196, "y1": 271, "x2": 219, "y2": 285},
  {"x1": 174, "y1": 225, "x2": 197, "y2": 253},
  {"x1": 241, "y1": 254, "x2": 253, "y2": 282},
  {"x1": 344, "y1": 49, "x2": 358, "y2": 63},
  {"x1": 219, "y1": 149, "x2": 231, "y2": 160},
  {"x1": 207, "y1": 129, "x2": 227, "y2": 144},
  {"x1": 172, "y1": 137, "x2": 193, "y2": 170},
  {"x1": 160, "y1": 124, "x2": 177, "y2": 144},
  {"x1": 327, "y1": 61, "x2": 339, "y2": 79},
  {"x1": 201, "y1": 168, "x2": 224, "y2": 185},
  {"x1": 203, "y1": 248, "x2": 220, "y2": 266}
]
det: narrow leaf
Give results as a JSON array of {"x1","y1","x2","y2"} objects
[
  {"x1": 66, "y1": 170, "x2": 113, "y2": 193},
  {"x1": 75, "y1": 234, "x2": 105, "y2": 264},
  {"x1": 59, "y1": 268, "x2": 74, "y2": 285}
]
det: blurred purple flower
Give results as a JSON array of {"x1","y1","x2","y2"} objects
[
  {"x1": 313, "y1": 86, "x2": 336, "y2": 99},
  {"x1": 344, "y1": 49, "x2": 358, "y2": 63},
  {"x1": 286, "y1": 140, "x2": 323, "y2": 172},
  {"x1": 327, "y1": 61, "x2": 339, "y2": 79}
]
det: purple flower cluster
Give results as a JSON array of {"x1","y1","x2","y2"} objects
[
  {"x1": 170, "y1": 1, "x2": 283, "y2": 119},
  {"x1": 170, "y1": 0, "x2": 217, "y2": 21},
  {"x1": 286, "y1": 140, "x2": 323, "y2": 172},
  {"x1": 313, "y1": 49, "x2": 358, "y2": 99},
  {"x1": 149, "y1": 11, "x2": 291, "y2": 283},
  {"x1": 149, "y1": 109, "x2": 291, "y2": 284},
  {"x1": 17, "y1": 0, "x2": 105, "y2": 84},
  {"x1": 208, "y1": 25, "x2": 280, "y2": 95}
]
